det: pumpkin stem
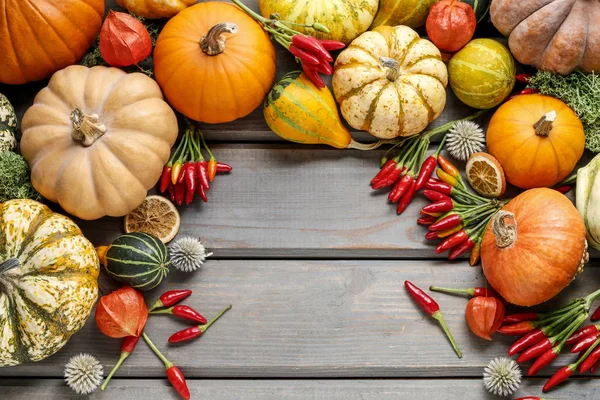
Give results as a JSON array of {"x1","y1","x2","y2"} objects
[
  {"x1": 200, "y1": 22, "x2": 239, "y2": 56},
  {"x1": 492, "y1": 210, "x2": 517, "y2": 248},
  {"x1": 0, "y1": 258, "x2": 20, "y2": 275},
  {"x1": 71, "y1": 108, "x2": 107, "y2": 146},
  {"x1": 379, "y1": 57, "x2": 400, "y2": 82},
  {"x1": 533, "y1": 110, "x2": 557, "y2": 137}
]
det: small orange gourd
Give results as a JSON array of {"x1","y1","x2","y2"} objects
[
  {"x1": 486, "y1": 94, "x2": 584, "y2": 189},
  {"x1": 154, "y1": 2, "x2": 276, "y2": 124}
]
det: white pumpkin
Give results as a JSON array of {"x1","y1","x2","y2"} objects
[
  {"x1": 577, "y1": 153, "x2": 600, "y2": 250},
  {"x1": 332, "y1": 25, "x2": 448, "y2": 139}
]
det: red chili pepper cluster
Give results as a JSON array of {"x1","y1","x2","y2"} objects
[
  {"x1": 499, "y1": 289, "x2": 600, "y2": 392},
  {"x1": 405, "y1": 281, "x2": 462, "y2": 358},
  {"x1": 160, "y1": 120, "x2": 232, "y2": 206},
  {"x1": 418, "y1": 155, "x2": 507, "y2": 264},
  {"x1": 507, "y1": 73, "x2": 540, "y2": 100},
  {"x1": 101, "y1": 289, "x2": 232, "y2": 399}
]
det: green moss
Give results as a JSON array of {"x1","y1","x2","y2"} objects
[{"x1": 0, "y1": 151, "x2": 42, "y2": 203}]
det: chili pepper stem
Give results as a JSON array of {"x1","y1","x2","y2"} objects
[
  {"x1": 430, "y1": 286, "x2": 474, "y2": 297},
  {"x1": 201, "y1": 304, "x2": 232, "y2": 332},
  {"x1": 142, "y1": 332, "x2": 173, "y2": 368},
  {"x1": 432, "y1": 311, "x2": 462, "y2": 358},
  {"x1": 423, "y1": 110, "x2": 488, "y2": 140},
  {"x1": 149, "y1": 308, "x2": 173, "y2": 315},
  {"x1": 100, "y1": 351, "x2": 130, "y2": 391}
]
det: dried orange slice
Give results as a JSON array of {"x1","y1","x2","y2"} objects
[
  {"x1": 466, "y1": 152, "x2": 506, "y2": 198},
  {"x1": 124, "y1": 195, "x2": 180, "y2": 243}
]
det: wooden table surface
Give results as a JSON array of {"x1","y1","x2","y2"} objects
[{"x1": 2, "y1": 1, "x2": 599, "y2": 399}]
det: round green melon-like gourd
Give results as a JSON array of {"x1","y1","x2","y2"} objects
[
  {"x1": 462, "y1": 0, "x2": 490, "y2": 23},
  {"x1": 0, "y1": 93, "x2": 17, "y2": 153},
  {"x1": 448, "y1": 39, "x2": 515, "y2": 109},
  {"x1": 371, "y1": 0, "x2": 438, "y2": 29},
  {"x1": 0, "y1": 199, "x2": 99, "y2": 367},
  {"x1": 99, "y1": 232, "x2": 170, "y2": 291},
  {"x1": 258, "y1": 0, "x2": 378, "y2": 44}
]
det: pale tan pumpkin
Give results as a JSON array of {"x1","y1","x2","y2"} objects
[
  {"x1": 116, "y1": 0, "x2": 196, "y2": 19},
  {"x1": 0, "y1": 199, "x2": 99, "y2": 366},
  {"x1": 491, "y1": 0, "x2": 600, "y2": 74},
  {"x1": 20, "y1": 66, "x2": 178, "y2": 220},
  {"x1": 332, "y1": 25, "x2": 448, "y2": 139}
]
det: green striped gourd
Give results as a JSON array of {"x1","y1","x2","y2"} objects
[
  {"x1": 98, "y1": 232, "x2": 170, "y2": 291},
  {"x1": 0, "y1": 93, "x2": 17, "y2": 152},
  {"x1": 258, "y1": 0, "x2": 378, "y2": 44},
  {"x1": 448, "y1": 39, "x2": 515, "y2": 109},
  {"x1": 463, "y1": 0, "x2": 491, "y2": 22},
  {"x1": 0, "y1": 199, "x2": 99, "y2": 367}
]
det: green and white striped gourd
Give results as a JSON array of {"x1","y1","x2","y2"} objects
[{"x1": 0, "y1": 93, "x2": 17, "y2": 152}]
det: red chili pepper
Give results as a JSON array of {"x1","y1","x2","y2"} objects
[
  {"x1": 425, "y1": 231, "x2": 441, "y2": 240},
  {"x1": 529, "y1": 347, "x2": 559, "y2": 376},
  {"x1": 417, "y1": 215, "x2": 437, "y2": 225},
  {"x1": 371, "y1": 159, "x2": 397, "y2": 184},
  {"x1": 177, "y1": 162, "x2": 189, "y2": 184},
  {"x1": 498, "y1": 321, "x2": 536, "y2": 335},
  {"x1": 404, "y1": 281, "x2": 462, "y2": 358},
  {"x1": 509, "y1": 328, "x2": 545, "y2": 356},
  {"x1": 100, "y1": 335, "x2": 141, "y2": 391},
  {"x1": 372, "y1": 165, "x2": 405, "y2": 189},
  {"x1": 437, "y1": 155, "x2": 460, "y2": 178},
  {"x1": 515, "y1": 398, "x2": 543, "y2": 400},
  {"x1": 169, "y1": 183, "x2": 176, "y2": 202},
  {"x1": 518, "y1": 338, "x2": 553, "y2": 363},
  {"x1": 435, "y1": 230, "x2": 468, "y2": 254},
  {"x1": 318, "y1": 39, "x2": 346, "y2": 51},
  {"x1": 197, "y1": 161, "x2": 210, "y2": 191},
  {"x1": 169, "y1": 304, "x2": 232, "y2": 343},
  {"x1": 415, "y1": 156, "x2": 437, "y2": 190},
  {"x1": 166, "y1": 365, "x2": 190, "y2": 400},
  {"x1": 174, "y1": 181, "x2": 185, "y2": 206},
  {"x1": 289, "y1": 44, "x2": 320, "y2": 65},
  {"x1": 150, "y1": 304, "x2": 207, "y2": 324},
  {"x1": 567, "y1": 325, "x2": 600, "y2": 345},
  {"x1": 429, "y1": 213, "x2": 461, "y2": 232},
  {"x1": 389, "y1": 174, "x2": 413, "y2": 203},
  {"x1": 423, "y1": 179, "x2": 453, "y2": 195},
  {"x1": 207, "y1": 159, "x2": 217, "y2": 182},
  {"x1": 312, "y1": 60, "x2": 334, "y2": 75},
  {"x1": 543, "y1": 364, "x2": 573, "y2": 392},
  {"x1": 572, "y1": 333, "x2": 600, "y2": 353},
  {"x1": 171, "y1": 160, "x2": 182, "y2": 185},
  {"x1": 581, "y1": 346, "x2": 600, "y2": 373},
  {"x1": 216, "y1": 161, "x2": 232, "y2": 173},
  {"x1": 429, "y1": 286, "x2": 498, "y2": 298},
  {"x1": 448, "y1": 237, "x2": 474, "y2": 260},
  {"x1": 515, "y1": 73, "x2": 532, "y2": 83},
  {"x1": 396, "y1": 178, "x2": 417, "y2": 215},
  {"x1": 469, "y1": 240, "x2": 481, "y2": 266},
  {"x1": 423, "y1": 189, "x2": 451, "y2": 203},
  {"x1": 149, "y1": 290, "x2": 192, "y2": 311},
  {"x1": 302, "y1": 63, "x2": 325, "y2": 88},
  {"x1": 421, "y1": 199, "x2": 453, "y2": 216},
  {"x1": 185, "y1": 163, "x2": 197, "y2": 204},
  {"x1": 292, "y1": 35, "x2": 333, "y2": 62},
  {"x1": 504, "y1": 312, "x2": 540, "y2": 325},
  {"x1": 197, "y1": 183, "x2": 208, "y2": 203},
  {"x1": 554, "y1": 185, "x2": 572, "y2": 194},
  {"x1": 160, "y1": 165, "x2": 172, "y2": 193},
  {"x1": 592, "y1": 306, "x2": 600, "y2": 321},
  {"x1": 591, "y1": 359, "x2": 600, "y2": 374}
]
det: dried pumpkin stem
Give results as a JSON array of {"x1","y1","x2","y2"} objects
[
  {"x1": 379, "y1": 57, "x2": 400, "y2": 82},
  {"x1": 70, "y1": 108, "x2": 107, "y2": 146},
  {"x1": 533, "y1": 110, "x2": 557, "y2": 137},
  {"x1": 492, "y1": 210, "x2": 517, "y2": 248},
  {"x1": 200, "y1": 22, "x2": 239, "y2": 56}
]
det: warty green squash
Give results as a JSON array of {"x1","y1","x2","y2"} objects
[
  {"x1": 0, "y1": 199, "x2": 99, "y2": 367},
  {"x1": 0, "y1": 93, "x2": 17, "y2": 153}
]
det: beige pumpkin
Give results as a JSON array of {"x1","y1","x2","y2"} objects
[
  {"x1": 332, "y1": 25, "x2": 448, "y2": 139},
  {"x1": 20, "y1": 66, "x2": 178, "y2": 220}
]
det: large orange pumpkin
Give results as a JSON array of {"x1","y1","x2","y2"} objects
[
  {"x1": 481, "y1": 188, "x2": 588, "y2": 307},
  {"x1": 154, "y1": 2, "x2": 276, "y2": 124},
  {"x1": 486, "y1": 94, "x2": 584, "y2": 189},
  {"x1": 0, "y1": 0, "x2": 104, "y2": 84}
]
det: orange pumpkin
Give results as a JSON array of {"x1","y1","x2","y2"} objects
[
  {"x1": 486, "y1": 94, "x2": 584, "y2": 189},
  {"x1": 481, "y1": 188, "x2": 588, "y2": 307},
  {"x1": 154, "y1": 2, "x2": 276, "y2": 124},
  {"x1": 0, "y1": 0, "x2": 104, "y2": 84}
]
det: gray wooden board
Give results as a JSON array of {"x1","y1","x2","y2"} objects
[
  {"x1": 1, "y1": 378, "x2": 599, "y2": 399},
  {"x1": 1, "y1": 260, "x2": 600, "y2": 379}
]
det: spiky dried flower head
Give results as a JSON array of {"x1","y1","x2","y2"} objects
[
  {"x1": 169, "y1": 236, "x2": 213, "y2": 272},
  {"x1": 483, "y1": 357, "x2": 521, "y2": 397},
  {"x1": 64, "y1": 353, "x2": 103, "y2": 395},
  {"x1": 446, "y1": 120, "x2": 485, "y2": 161}
]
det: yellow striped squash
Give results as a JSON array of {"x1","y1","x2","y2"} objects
[
  {"x1": 332, "y1": 25, "x2": 448, "y2": 139},
  {"x1": 0, "y1": 199, "x2": 99, "y2": 367},
  {"x1": 257, "y1": 0, "x2": 378, "y2": 44},
  {"x1": 371, "y1": 0, "x2": 439, "y2": 29},
  {"x1": 264, "y1": 71, "x2": 352, "y2": 149}
]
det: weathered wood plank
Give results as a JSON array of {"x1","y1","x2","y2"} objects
[
  {"x1": 2, "y1": 378, "x2": 598, "y2": 400},
  {"x1": 1, "y1": 260, "x2": 599, "y2": 378}
]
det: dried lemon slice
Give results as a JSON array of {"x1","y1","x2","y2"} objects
[
  {"x1": 466, "y1": 152, "x2": 506, "y2": 198},
  {"x1": 124, "y1": 195, "x2": 180, "y2": 243}
]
